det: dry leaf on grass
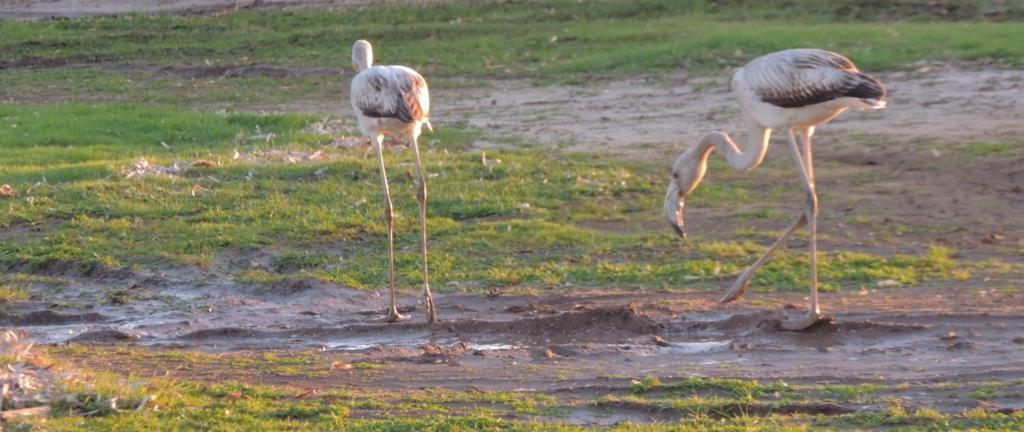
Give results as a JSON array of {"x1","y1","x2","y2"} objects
[{"x1": 0, "y1": 331, "x2": 62, "y2": 415}]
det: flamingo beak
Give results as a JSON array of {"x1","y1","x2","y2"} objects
[{"x1": 664, "y1": 181, "x2": 686, "y2": 238}]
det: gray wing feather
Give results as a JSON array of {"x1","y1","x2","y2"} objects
[
  {"x1": 745, "y1": 49, "x2": 885, "y2": 108},
  {"x1": 352, "y1": 66, "x2": 429, "y2": 123}
]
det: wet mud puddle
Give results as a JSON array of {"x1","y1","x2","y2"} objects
[{"x1": 6, "y1": 278, "x2": 1023, "y2": 388}]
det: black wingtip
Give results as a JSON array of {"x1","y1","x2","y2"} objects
[{"x1": 846, "y1": 72, "x2": 886, "y2": 101}]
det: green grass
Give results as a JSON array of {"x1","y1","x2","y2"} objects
[
  {"x1": 2, "y1": 1, "x2": 1022, "y2": 73},
  {"x1": 0, "y1": 284, "x2": 31, "y2": 302},
  {"x1": 0, "y1": 103, "x2": 990, "y2": 293},
  {"x1": 1, "y1": 1, "x2": 1023, "y2": 105},
  {"x1": 823, "y1": 383, "x2": 881, "y2": 401},
  {"x1": 964, "y1": 142, "x2": 1023, "y2": 157},
  {"x1": 18, "y1": 347, "x2": 1024, "y2": 431},
  {"x1": 971, "y1": 384, "x2": 1003, "y2": 400}
]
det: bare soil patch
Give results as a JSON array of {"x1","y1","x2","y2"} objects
[
  {"x1": 111, "y1": 63, "x2": 346, "y2": 79},
  {"x1": 0, "y1": 310, "x2": 106, "y2": 326},
  {"x1": 0, "y1": 54, "x2": 113, "y2": 69},
  {"x1": 437, "y1": 67, "x2": 1024, "y2": 158}
]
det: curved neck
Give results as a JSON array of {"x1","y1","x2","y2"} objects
[
  {"x1": 697, "y1": 117, "x2": 770, "y2": 172},
  {"x1": 666, "y1": 115, "x2": 772, "y2": 235}
]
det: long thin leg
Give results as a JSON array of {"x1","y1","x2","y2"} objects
[
  {"x1": 374, "y1": 135, "x2": 404, "y2": 322},
  {"x1": 410, "y1": 135, "x2": 437, "y2": 324},
  {"x1": 803, "y1": 129, "x2": 818, "y2": 314},
  {"x1": 718, "y1": 127, "x2": 805, "y2": 304},
  {"x1": 802, "y1": 127, "x2": 816, "y2": 182},
  {"x1": 780, "y1": 129, "x2": 829, "y2": 331},
  {"x1": 798, "y1": 128, "x2": 815, "y2": 186},
  {"x1": 720, "y1": 213, "x2": 807, "y2": 303}
]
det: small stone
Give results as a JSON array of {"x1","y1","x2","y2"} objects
[
  {"x1": 947, "y1": 341, "x2": 976, "y2": 350},
  {"x1": 730, "y1": 342, "x2": 755, "y2": 351},
  {"x1": 421, "y1": 343, "x2": 444, "y2": 356},
  {"x1": 548, "y1": 345, "x2": 579, "y2": 357},
  {"x1": 981, "y1": 233, "x2": 1005, "y2": 244},
  {"x1": 647, "y1": 336, "x2": 671, "y2": 347}
]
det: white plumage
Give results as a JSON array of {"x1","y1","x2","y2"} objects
[
  {"x1": 350, "y1": 39, "x2": 436, "y2": 324},
  {"x1": 664, "y1": 49, "x2": 886, "y2": 330}
]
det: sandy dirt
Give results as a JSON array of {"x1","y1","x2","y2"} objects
[{"x1": 439, "y1": 67, "x2": 1024, "y2": 158}]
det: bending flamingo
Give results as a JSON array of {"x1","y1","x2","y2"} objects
[{"x1": 664, "y1": 49, "x2": 886, "y2": 330}]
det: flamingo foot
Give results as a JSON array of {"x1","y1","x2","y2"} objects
[
  {"x1": 778, "y1": 312, "x2": 833, "y2": 331},
  {"x1": 719, "y1": 273, "x2": 751, "y2": 303},
  {"x1": 424, "y1": 295, "x2": 437, "y2": 325},
  {"x1": 382, "y1": 307, "x2": 406, "y2": 323}
]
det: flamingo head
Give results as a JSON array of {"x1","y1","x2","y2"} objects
[{"x1": 352, "y1": 40, "x2": 373, "y2": 73}]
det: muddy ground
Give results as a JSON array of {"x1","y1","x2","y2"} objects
[
  {"x1": 8, "y1": 269, "x2": 1024, "y2": 419},
  {"x1": 12, "y1": 272, "x2": 1024, "y2": 386}
]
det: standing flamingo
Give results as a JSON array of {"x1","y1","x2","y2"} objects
[
  {"x1": 350, "y1": 39, "x2": 436, "y2": 324},
  {"x1": 664, "y1": 49, "x2": 886, "y2": 330}
]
